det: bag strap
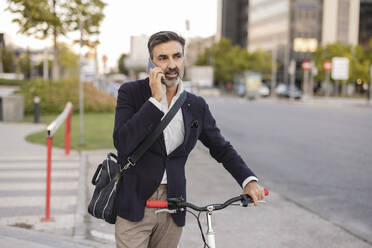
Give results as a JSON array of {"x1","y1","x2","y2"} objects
[{"x1": 120, "y1": 91, "x2": 187, "y2": 175}]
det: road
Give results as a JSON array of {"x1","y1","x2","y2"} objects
[{"x1": 204, "y1": 96, "x2": 372, "y2": 244}]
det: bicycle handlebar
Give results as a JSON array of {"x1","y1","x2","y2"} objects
[{"x1": 146, "y1": 188, "x2": 269, "y2": 211}]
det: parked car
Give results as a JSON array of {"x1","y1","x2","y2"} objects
[
  {"x1": 275, "y1": 84, "x2": 302, "y2": 99},
  {"x1": 259, "y1": 84, "x2": 270, "y2": 97}
]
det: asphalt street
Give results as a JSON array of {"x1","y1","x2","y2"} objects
[{"x1": 204, "y1": 96, "x2": 372, "y2": 244}]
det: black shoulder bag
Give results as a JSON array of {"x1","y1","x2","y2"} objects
[{"x1": 88, "y1": 91, "x2": 187, "y2": 224}]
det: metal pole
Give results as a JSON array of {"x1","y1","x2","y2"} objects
[
  {"x1": 33, "y1": 96, "x2": 40, "y2": 123},
  {"x1": 335, "y1": 80, "x2": 339, "y2": 97},
  {"x1": 283, "y1": 44, "x2": 289, "y2": 85},
  {"x1": 44, "y1": 136, "x2": 53, "y2": 221},
  {"x1": 65, "y1": 109, "x2": 72, "y2": 156},
  {"x1": 271, "y1": 45, "x2": 277, "y2": 97},
  {"x1": 325, "y1": 70, "x2": 330, "y2": 99},
  {"x1": 289, "y1": 59, "x2": 296, "y2": 101},
  {"x1": 79, "y1": 20, "x2": 85, "y2": 146},
  {"x1": 303, "y1": 70, "x2": 309, "y2": 100},
  {"x1": 309, "y1": 68, "x2": 314, "y2": 99}
]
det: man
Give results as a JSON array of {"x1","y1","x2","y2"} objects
[{"x1": 113, "y1": 31, "x2": 265, "y2": 248}]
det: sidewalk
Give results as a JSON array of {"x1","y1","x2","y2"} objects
[
  {"x1": 84, "y1": 144, "x2": 372, "y2": 248},
  {"x1": 0, "y1": 121, "x2": 109, "y2": 247},
  {"x1": 1, "y1": 121, "x2": 371, "y2": 247},
  {"x1": 0, "y1": 225, "x2": 112, "y2": 248}
]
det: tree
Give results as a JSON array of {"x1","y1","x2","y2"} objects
[
  {"x1": 118, "y1": 53, "x2": 128, "y2": 75},
  {"x1": 195, "y1": 38, "x2": 272, "y2": 84},
  {"x1": 312, "y1": 41, "x2": 372, "y2": 84},
  {"x1": 7, "y1": 0, "x2": 106, "y2": 81},
  {"x1": 62, "y1": 0, "x2": 106, "y2": 47},
  {"x1": 19, "y1": 52, "x2": 31, "y2": 79},
  {"x1": 1, "y1": 47, "x2": 14, "y2": 73},
  {"x1": 58, "y1": 43, "x2": 78, "y2": 78}
]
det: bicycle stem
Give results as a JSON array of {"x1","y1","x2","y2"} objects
[{"x1": 206, "y1": 206, "x2": 216, "y2": 248}]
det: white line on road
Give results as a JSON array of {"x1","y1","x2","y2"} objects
[
  {"x1": 0, "y1": 196, "x2": 76, "y2": 208},
  {"x1": 0, "y1": 171, "x2": 79, "y2": 179},
  {"x1": 0, "y1": 182, "x2": 78, "y2": 191}
]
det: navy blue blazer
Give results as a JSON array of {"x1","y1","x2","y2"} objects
[{"x1": 113, "y1": 78, "x2": 256, "y2": 227}]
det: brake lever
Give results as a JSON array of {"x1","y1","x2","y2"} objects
[
  {"x1": 155, "y1": 208, "x2": 185, "y2": 215},
  {"x1": 240, "y1": 200, "x2": 266, "y2": 207}
]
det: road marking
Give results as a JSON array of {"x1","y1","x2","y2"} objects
[
  {"x1": 0, "y1": 196, "x2": 76, "y2": 208},
  {"x1": 0, "y1": 182, "x2": 78, "y2": 191},
  {"x1": 0, "y1": 171, "x2": 79, "y2": 178}
]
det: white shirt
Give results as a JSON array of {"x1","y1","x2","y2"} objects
[{"x1": 149, "y1": 81, "x2": 257, "y2": 188}]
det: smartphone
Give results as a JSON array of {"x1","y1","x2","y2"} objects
[{"x1": 148, "y1": 59, "x2": 165, "y2": 84}]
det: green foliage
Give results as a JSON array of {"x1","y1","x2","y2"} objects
[
  {"x1": 19, "y1": 77, "x2": 116, "y2": 115},
  {"x1": 6, "y1": 0, "x2": 62, "y2": 39},
  {"x1": 195, "y1": 38, "x2": 272, "y2": 83},
  {"x1": 0, "y1": 78, "x2": 28, "y2": 86},
  {"x1": 19, "y1": 53, "x2": 31, "y2": 79},
  {"x1": 58, "y1": 43, "x2": 78, "y2": 77},
  {"x1": 7, "y1": 0, "x2": 106, "y2": 80},
  {"x1": 62, "y1": 0, "x2": 106, "y2": 47},
  {"x1": 118, "y1": 53, "x2": 128, "y2": 75},
  {"x1": 312, "y1": 39, "x2": 372, "y2": 84},
  {"x1": 1, "y1": 46, "x2": 14, "y2": 73}
]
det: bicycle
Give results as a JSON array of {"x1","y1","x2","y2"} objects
[{"x1": 146, "y1": 189, "x2": 269, "y2": 248}]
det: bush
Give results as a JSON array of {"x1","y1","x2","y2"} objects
[
  {"x1": 0, "y1": 78, "x2": 29, "y2": 86},
  {"x1": 19, "y1": 77, "x2": 116, "y2": 114}
]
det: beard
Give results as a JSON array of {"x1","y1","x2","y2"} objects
[{"x1": 163, "y1": 66, "x2": 184, "y2": 87}]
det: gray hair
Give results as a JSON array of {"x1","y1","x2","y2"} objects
[{"x1": 148, "y1": 31, "x2": 185, "y2": 59}]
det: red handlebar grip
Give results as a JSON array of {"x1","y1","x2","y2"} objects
[
  {"x1": 146, "y1": 200, "x2": 168, "y2": 208},
  {"x1": 264, "y1": 188, "x2": 269, "y2": 196}
]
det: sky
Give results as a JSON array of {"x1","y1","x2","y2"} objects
[{"x1": 0, "y1": 0, "x2": 218, "y2": 68}]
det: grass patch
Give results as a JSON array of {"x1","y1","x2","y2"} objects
[{"x1": 25, "y1": 113, "x2": 116, "y2": 150}]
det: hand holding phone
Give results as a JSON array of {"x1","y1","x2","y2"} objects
[{"x1": 148, "y1": 59, "x2": 164, "y2": 102}]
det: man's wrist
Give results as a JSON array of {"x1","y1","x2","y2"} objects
[
  {"x1": 149, "y1": 97, "x2": 162, "y2": 110},
  {"x1": 242, "y1": 176, "x2": 258, "y2": 189}
]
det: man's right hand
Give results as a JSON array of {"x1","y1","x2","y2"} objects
[{"x1": 149, "y1": 67, "x2": 164, "y2": 102}]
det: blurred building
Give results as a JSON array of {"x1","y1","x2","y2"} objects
[
  {"x1": 124, "y1": 35, "x2": 149, "y2": 73},
  {"x1": 359, "y1": 0, "x2": 372, "y2": 48},
  {"x1": 185, "y1": 36, "x2": 215, "y2": 78},
  {"x1": 248, "y1": 0, "x2": 323, "y2": 83},
  {"x1": 216, "y1": 0, "x2": 249, "y2": 47},
  {"x1": 322, "y1": 0, "x2": 360, "y2": 46}
]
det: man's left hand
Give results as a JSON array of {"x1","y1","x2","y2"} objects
[{"x1": 243, "y1": 181, "x2": 265, "y2": 206}]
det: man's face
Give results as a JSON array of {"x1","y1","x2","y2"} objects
[{"x1": 152, "y1": 40, "x2": 184, "y2": 87}]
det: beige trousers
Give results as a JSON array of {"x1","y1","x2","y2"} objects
[{"x1": 115, "y1": 185, "x2": 183, "y2": 248}]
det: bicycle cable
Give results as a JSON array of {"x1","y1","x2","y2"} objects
[{"x1": 186, "y1": 209, "x2": 210, "y2": 248}]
